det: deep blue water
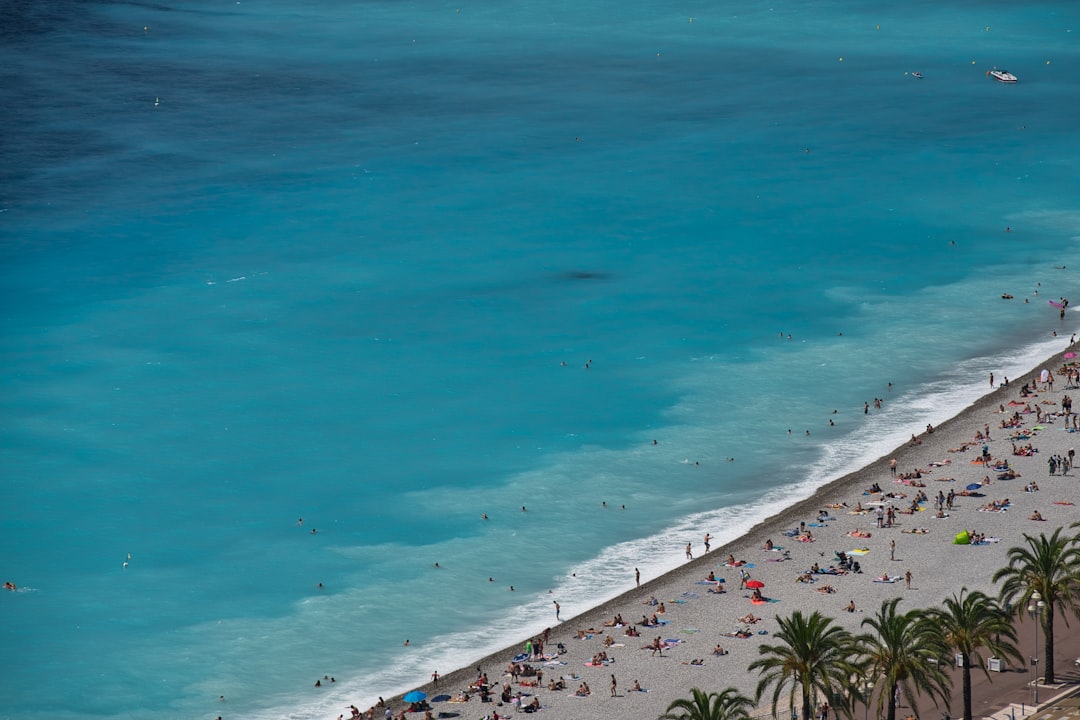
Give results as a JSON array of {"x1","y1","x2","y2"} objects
[{"x1": 2, "y1": 1, "x2": 1078, "y2": 718}]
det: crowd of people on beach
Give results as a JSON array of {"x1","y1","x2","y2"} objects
[{"x1": 327, "y1": 348, "x2": 1080, "y2": 720}]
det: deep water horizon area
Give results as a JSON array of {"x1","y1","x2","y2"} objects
[{"x1": 1, "y1": 1, "x2": 1078, "y2": 718}]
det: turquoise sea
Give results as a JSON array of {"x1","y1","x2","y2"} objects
[{"x1": 2, "y1": 1, "x2": 1078, "y2": 718}]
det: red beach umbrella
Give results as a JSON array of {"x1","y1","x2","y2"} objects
[{"x1": 745, "y1": 579, "x2": 765, "y2": 589}]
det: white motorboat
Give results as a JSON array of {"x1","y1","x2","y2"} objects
[{"x1": 988, "y1": 69, "x2": 1017, "y2": 83}]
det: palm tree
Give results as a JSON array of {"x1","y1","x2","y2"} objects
[
  {"x1": 749, "y1": 610, "x2": 858, "y2": 720},
  {"x1": 992, "y1": 526, "x2": 1080, "y2": 684},
  {"x1": 660, "y1": 687, "x2": 756, "y2": 720},
  {"x1": 925, "y1": 588, "x2": 1022, "y2": 720},
  {"x1": 856, "y1": 598, "x2": 951, "y2": 720}
]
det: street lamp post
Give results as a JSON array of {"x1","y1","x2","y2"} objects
[{"x1": 1028, "y1": 591, "x2": 1046, "y2": 706}]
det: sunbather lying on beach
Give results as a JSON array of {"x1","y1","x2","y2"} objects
[
  {"x1": 816, "y1": 585, "x2": 836, "y2": 594},
  {"x1": 815, "y1": 566, "x2": 845, "y2": 575},
  {"x1": 737, "y1": 614, "x2": 761, "y2": 624}
]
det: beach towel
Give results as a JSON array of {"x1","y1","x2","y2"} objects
[
  {"x1": 873, "y1": 576, "x2": 902, "y2": 583},
  {"x1": 848, "y1": 548, "x2": 870, "y2": 555}
]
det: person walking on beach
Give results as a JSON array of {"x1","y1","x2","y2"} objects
[
  {"x1": 635, "y1": 568, "x2": 640, "y2": 587},
  {"x1": 890, "y1": 458, "x2": 897, "y2": 475},
  {"x1": 610, "y1": 674, "x2": 617, "y2": 697},
  {"x1": 890, "y1": 539, "x2": 896, "y2": 561},
  {"x1": 704, "y1": 533, "x2": 711, "y2": 553},
  {"x1": 431, "y1": 670, "x2": 439, "y2": 687},
  {"x1": 905, "y1": 569, "x2": 912, "y2": 589},
  {"x1": 686, "y1": 542, "x2": 693, "y2": 560},
  {"x1": 553, "y1": 600, "x2": 560, "y2": 621}
]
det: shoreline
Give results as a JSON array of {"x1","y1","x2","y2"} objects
[{"x1": 367, "y1": 336, "x2": 1080, "y2": 719}]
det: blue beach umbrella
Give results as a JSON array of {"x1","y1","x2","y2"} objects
[{"x1": 403, "y1": 690, "x2": 427, "y2": 703}]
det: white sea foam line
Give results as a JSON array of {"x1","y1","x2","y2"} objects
[{"x1": 213, "y1": 327, "x2": 1080, "y2": 720}]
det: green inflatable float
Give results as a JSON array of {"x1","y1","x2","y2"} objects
[{"x1": 953, "y1": 530, "x2": 970, "y2": 545}]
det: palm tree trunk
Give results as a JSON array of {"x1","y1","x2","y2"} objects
[
  {"x1": 962, "y1": 665, "x2": 973, "y2": 720},
  {"x1": 885, "y1": 682, "x2": 897, "y2": 720},
  {"x1": 1043, "y1": 606, "x2": 1055, "y2": 685},
  {"x1": 803, "y1": 684, "x2": 814, "y2": 720}
]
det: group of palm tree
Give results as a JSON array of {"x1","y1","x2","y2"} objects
[{"x1": 659, "y1": 525, "x2": 1080, "y2": 720}]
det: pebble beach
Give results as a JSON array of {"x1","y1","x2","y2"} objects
[{"x1": 374, "y1": 339, "x2": 1080, "y2": 720}]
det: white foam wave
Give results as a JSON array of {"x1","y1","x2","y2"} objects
[{"x1": 239, "y1": 326, "x2": 1079, "y2": 720}]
